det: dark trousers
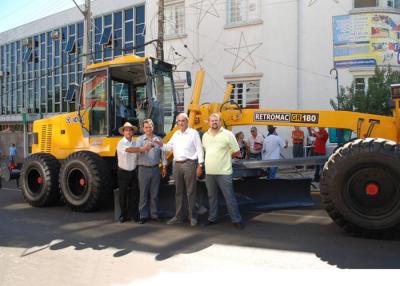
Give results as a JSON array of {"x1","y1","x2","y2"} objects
[
  {"x1": 249, "y1": 153, "x2": 262, "y2": 160},
  {"x1": 173, "y1": 160, "x2": 197, "y2": 220},
  {"x1": 312, "y1": 151, "x2": 325, "y2": 181},
  {"x1": 118, "y1": 168, "x2": 139, "y2": 219},
  {"x1": 293, "y1": 143, "x2": 304, "y2": 158}
]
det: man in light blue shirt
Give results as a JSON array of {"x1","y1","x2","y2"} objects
[
  {"x1": 136, "y1": 119, "x2": 168, "y2": 224},
  {"x1": 9, "y1": 144, "x2": 17, "y2": 163}
]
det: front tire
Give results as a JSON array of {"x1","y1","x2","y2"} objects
[
  {"x1": 20, "y1": 153, "x2": 61, "y2": 207},
  {"x1": 59, "y1": 151, "x2": 111, "y2": 212},
  {"x1": 320, "y1": 138, "x2": 400, "y2": 238}
]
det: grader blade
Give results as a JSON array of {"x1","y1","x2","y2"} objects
[{"x1": 231, "y1": 177, "x2": 314, "y2": 211}]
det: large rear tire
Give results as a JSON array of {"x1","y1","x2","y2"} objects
[
  {"x1": 320, "y1": 138, "x2": 400, "y2": 238},
  {"x1": 20, "y1": 153, "x2": 61, "y2": 207},
  {"x1": 59, "y1": 151, "x2": 111, "y2": 212}
]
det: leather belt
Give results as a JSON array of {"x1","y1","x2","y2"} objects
[{"x1": 174, "y1": 159, "x2": 195, "y2": 163}]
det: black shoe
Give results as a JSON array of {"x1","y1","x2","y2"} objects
[
  {"x1": 203, "y1": 220, "x2": 217, "y2": 226},
  {"x1": 138, "y1": 218, "x2": 147, "y2": 224},
  {"x1": 233, "y1": 221, "x2": 245, "y2": 230},
  {"x1": 118, "y1": 216, "x2": 126, "y2": 223}
]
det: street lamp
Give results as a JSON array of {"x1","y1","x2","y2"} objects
[{"x1": 330, "y1": 67, "x2": 340, "y2": 110}]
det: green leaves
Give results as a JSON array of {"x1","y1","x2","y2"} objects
[{"x1": 331, "y1": 66, "x2": 400, "y2": 116}]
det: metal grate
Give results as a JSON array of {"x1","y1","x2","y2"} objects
[{"x1": 40, "y1": 124, "x2": 52, "y2": 153}]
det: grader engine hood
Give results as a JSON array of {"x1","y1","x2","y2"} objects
[
  {"x1": 31, "y1": 112, "x2": 120, "y2": 159},
  {"x1": 32, "y1": 113, "x2": 87, "y2": 158}
]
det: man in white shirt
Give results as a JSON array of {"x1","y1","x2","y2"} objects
[
  {"x1": 116, "y1": 122, "x2": 152, "y2": 223},
  {"x1": 262, "y1": 125, "x2": 288, "y2": 179},
  {"x1": 154, "y1": 113, "x2": 204, "y2": 226}
]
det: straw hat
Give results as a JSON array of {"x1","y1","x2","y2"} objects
[{"x1": 118, "y1": 122, "x2": 138, "y2": 135}]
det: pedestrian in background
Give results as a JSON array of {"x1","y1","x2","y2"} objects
[
  {"x1": 262, "y1": 125, "x2": 288, "y2": 179},
  {"x1": 248, "y1": 127, "x2": 263, "y2": 160},
  {"x1": 9, "y1": 143, "x2": 17, "y2": 163},
  {"x1": 202, "y1": 113, "x2": 244, "y2": 230},
  {"x1": 116, "y1": 122, "x2": 152, "y2": 223},
  {"x1": 235, "y1": 131, "x2": 249, "y2": 160},
  {"x1": 154, "y1": 113, "x2": 204, "y2": 227},
  {"x1": 136, "y1": 119, "x2": 167, "y2": 224},
  {"x1": 308, "y1": 127, "x2": 329, "y2": 182},
  {"x1": 291, "y1": 126, "x2": 304, "y2": 158}
]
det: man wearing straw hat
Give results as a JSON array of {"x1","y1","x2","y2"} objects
[{"x1": 116, "y1": 122, "x2": 152, "y2": 223}]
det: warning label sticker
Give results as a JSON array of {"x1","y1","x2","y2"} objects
[{"x1": 254, "y1": 112, "x2": 319, "y2": 124}]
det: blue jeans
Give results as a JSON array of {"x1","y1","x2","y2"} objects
[
  {"x1": 267, "y1": 167, "x2": 278, "y2": 179},
  {"x1": 205, "y1": 174, "x2": 242, "y2": 223}
]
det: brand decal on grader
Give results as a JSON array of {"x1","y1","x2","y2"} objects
[{"x1": 254, "y1": 112, "x2": 319, "y2": 124}]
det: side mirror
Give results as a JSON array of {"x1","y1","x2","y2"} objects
[
  {"x1": 65, "y1": 83, "x2": 80, "y2": 102},
  {"x1": 186, "y1": 71, "x2": 192, "y2": 87}
]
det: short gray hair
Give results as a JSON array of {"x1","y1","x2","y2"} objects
[{"x1": 176, "y1": 113, "x2": 189, "y2": 121}]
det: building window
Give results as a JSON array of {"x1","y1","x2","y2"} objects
[
  {"x1": 388, "y1": 0, "x2": 400, "y2": 8},
  {"x1": 354, "y1": 0, "x2": 378, "y2": 8},
  {"x1": 100, "y1": 27, "x2": 112, "y2": 46},
  {"x1": 176, "y1": 86, "x2": 184, "y2": 113},
  {"x1": 64, "y1": 36, "x2": 76, "y2": 53},
  {"x1": 354, "y1": 77, "x2": 366, "y2": 94},
  {"x1": 135, "y1": 6, "x2": 145, "y2": 56},
  {"x1": 165, "y1": 1, "x2": 185, "y2": 38},
  {"x1": 229, "y1": 80, "x2": 260, "y2": 109},
  {"x1": 113, "y1": 11, "x2": 123, "y2": 57},
  {"x1": 227, "y1": 0, "x2": 261, "y2": 25},
  {"x1": 23, "y1": 47, "x2": 32, "y2": 62}
]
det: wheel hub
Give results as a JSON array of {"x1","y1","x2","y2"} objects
[
  {"x1": 27, "y1": 168, "x2": 43, "y2": 194},
  {"x1": 67, "y1": 168, "x2": 88, "y2": 198},
  {"x1": 365, "y1": 183, "x2": 379, "y2": 196},
  {"x1": 345, "y1": 167, "x2": 400, "y2": 218}
]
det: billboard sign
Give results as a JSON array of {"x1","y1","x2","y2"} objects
[{"x1": 333, "y1": 14, "x2": 400, "y2": 68}]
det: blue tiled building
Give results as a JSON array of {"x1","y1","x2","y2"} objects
[{"x1": 0, "y1": 0, "x2": 145, "y2": 131}]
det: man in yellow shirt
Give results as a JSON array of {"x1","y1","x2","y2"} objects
[{"x1": 202, "y1": 113, "x2": 244, "y2": 229}]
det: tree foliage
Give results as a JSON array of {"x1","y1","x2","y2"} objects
[{"x1": 330, "y1": 66, "x2": 400, "y2": 115}]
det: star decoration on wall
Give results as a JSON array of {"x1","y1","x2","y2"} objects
[
  {"x1": 224, "y1": 32, "x2": 262, "y2": 72},
  {"x1": 166, "y1": 46, "x2": 187, "y2": 69},
  {"x1": 189, "y1": 0, "x2": 220, "y2": 26}
]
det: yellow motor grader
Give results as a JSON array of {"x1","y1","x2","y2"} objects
[{"x1": 14, "y1": 54, "x2": 400, "y2": 238}]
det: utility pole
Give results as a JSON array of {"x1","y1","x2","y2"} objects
[
  {"x1": 83, "y1": 0, "x2": 91, "y2": 68},
  {"x1": 73, "y1": 0, "x2": 91, "y2": 67},
  {"x1": 157, "y1": 0, "x2": 164, "y2": 61},
  {"x1": 155, "y1": 0, "x2": 165, "y2": 135}
]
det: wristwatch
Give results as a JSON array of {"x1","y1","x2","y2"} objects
[{"x1": 198, "y1": 163, "x2": 204, "y2": 167}]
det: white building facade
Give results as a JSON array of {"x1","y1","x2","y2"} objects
[{"x1": 1, "y1": 0, "x2": 400, "y2": 140}]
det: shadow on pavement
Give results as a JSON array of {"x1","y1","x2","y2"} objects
[{"x1": 1, "y1": 186, "x2": 400, "y2": 269}]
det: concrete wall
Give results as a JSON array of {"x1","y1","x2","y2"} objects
[{"x1": 145, "y1": 0, "x2": 348, "y2": 141}]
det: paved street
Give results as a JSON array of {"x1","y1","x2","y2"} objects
[{"x1": 1, "y1": 180, "x2": 400, "y2": 285}]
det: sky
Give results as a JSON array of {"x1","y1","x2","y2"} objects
[{"x1": 0, "y1": 0, "x2": 85, "y2": 33}]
